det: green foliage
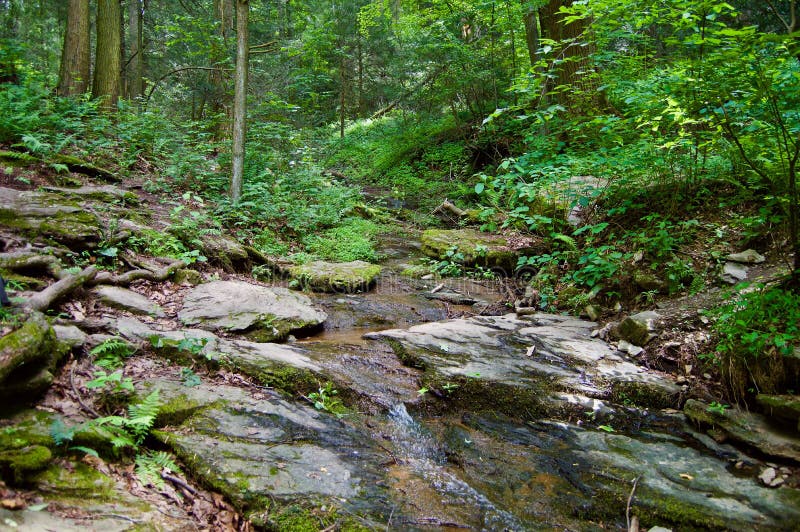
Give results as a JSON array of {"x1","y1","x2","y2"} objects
[
  {"x1": 179, "y1": 367, "x2": 202, "y2": 388},
  {"x1": 706, "y1": 401, "x2": 729, "y2": 415},
  {"x1": 708, "y1": 285, "x2": 800, "y2": 402},
  {"x1": 127, "y1": 229, "x2": 206, "y2": 264},
  {"x1": 89, "y1": 337, "x2": 135, "y2": 370},
  {"x1": 86, "y1": 370, "x2": 135, "y2": 395},
  {"x1": 307, "y1": 382, "x2": 347, "y2": 418},
  {"x1": 302, "y1": 218, "x2": 380, "y2": 262},
  {"x1": 135, "y1": 450, "x2": 181, "y2": 489}
]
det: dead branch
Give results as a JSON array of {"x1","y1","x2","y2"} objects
[
  {"x1": 70, "y1": 360, "x2": 101, "y2": 418},
  {"x1": 22, "y1": 266, "x2": 97, "y2": 312},
  {"x1": 432, "y1": 199, "x2": 467, "y2": 219},
  {"x1": 626, "y1": 475, "x2": 641, "y2": 532}
]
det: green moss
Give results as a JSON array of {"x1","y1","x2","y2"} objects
[
  {"x1": 420, "y1": 228, "x2": 523, "y2": 271},
  {"x1": 289, "y1": 261, "x2": 382, "y2": 293},
  {"x1": 0, "y1": 445, "x2": 52, "y2": 482},
  {"x1": 0, "y1": 150, "x2": 38, "y2": 167},
  {"x1": 611, "y1": 380, "x2": 678, "y2": 410},
  {"x1": 0, "y1": 270, "x2": 47, "y2": 290},
  {"x1": 384, "y1": 338, "x2": 426, "y2": 369}
]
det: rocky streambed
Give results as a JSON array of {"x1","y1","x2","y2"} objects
[{"x1": 1, "y1": 183, "x2": 800, "y2": 531}]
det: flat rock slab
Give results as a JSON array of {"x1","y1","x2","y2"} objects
[
  {"x1": 420, "y1": 228, "x2": 543, "y2": 273},
  {"x1": 289, "y1": 260, "x2": 381, "y2": 293},
  {"x1": 94, "y1": 285, "x2": 165, "y2": 317},
  {"x1": 0, "y1": 187, "x2": 101, "y2": 249},
  {"x1": 685, "y1": 399, "x2": 800, "y2": 463},
  {"x1": 150, "y1": 380, "x2": 392, "y2": 525},
  {"x1": 366, "y1": 313, "x2": 680, "y2": 413},
  {"x1": 178, "y1": 280, "x2": 327, "y2": 342},
  {"x1": 115, "y1": 317, "x2": 323, "y2": 390}
]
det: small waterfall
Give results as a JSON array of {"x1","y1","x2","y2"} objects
[{"x1": 386, "y1": 403, "x2": 523, "y2": 531}]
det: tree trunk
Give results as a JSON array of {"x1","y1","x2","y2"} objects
[
  {"x1": 126, "y1": 0, "x2": 144, "y2": 102},
  {"x1": 57, "y1": 0, "x2": 90, "y2": 96},
  {"x1": 230, "y1": 0, "x2": 249, "y2": 203},
  {"x1": 523, "y1": 5, "x2": 538, "y2": 67},
  {"x1": 211, "y1": 0, "x2": 235, "y2": 136},
  {"x1": 93, "y1": 0, "x2": 122, "y2": 111}
]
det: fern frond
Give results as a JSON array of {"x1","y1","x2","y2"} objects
[
  {"x1": 127, "y1": 389, "x2": 161, "y2": 444},
  {"x1": 135, "y1": 451, "x2": 181, "y2": 489}
]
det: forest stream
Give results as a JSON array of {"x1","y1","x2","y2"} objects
[{"x1": 2, "y1": 201, "x2": 799, "y2": 531}]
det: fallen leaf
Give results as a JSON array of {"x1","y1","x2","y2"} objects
[
  {"x1": 679, "y1": 473, "x2": 694, "y2": 481},
  {"x1": 1, "y1": 498, "x2": 25, "y2": 510}
]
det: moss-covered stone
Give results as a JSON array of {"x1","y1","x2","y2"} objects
[
  {"x1": 420, "y1": 228, "x2": 540, "y2": 272},
  {"x1": 172, "y1": 268, "x2": 203, "y2": 285},
  {"x1": 0, "y1": 270, "x2": 47, "y2": 290},
  {"x1": 50, "y1": 154, "x2": 117, "y2": 181},
  {"x1": 289, "y1": 260, "x2": 382, "y2": 293},
  {"x1": 757, "y1": 394, "x2": 800, "y2": 428},
  {"x1": 0, "y1": 311, "x2": 59, "y2": 404},
  {"x1": 0, "y1": 445, "x2": 52, "y2": 483}
]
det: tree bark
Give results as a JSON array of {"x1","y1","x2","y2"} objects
[
  {"x1": 23, "y1": 266, "x2": 97, "y2": 312},
  {"x1": 93, "y1": 0, "x2": 122, "y2": 111},
  {"x1": 523, "y1": 6, "x2": 539, "y2": 68},
  {"x1": 126, "y1": 0, "x2": 144, "y2": 102},
  {"x1": 230, "y1": 0, "x2": 249, "y2": 203},
  {"x1": 210, "y1": 0, "x2": 235, "y2": 135},
  {"x1": 57, "y1": 0, "x2": 90, "y2": 96}
]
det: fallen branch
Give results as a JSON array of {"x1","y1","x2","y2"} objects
[
  {"x1": 626, "y1": 475, "x2": 641, "y2": 532},
  {"x1": 70, "y1": 360, "x2": 100, "y2": 418},
  {"x1": 432, "y1": 199, "x2": 467, "y2": 219},
  {"x1": 162, "y1": 472, "x2": 197, "y2": 497},
  {"x1": 22, "y1": 266, "x2": 97, "y2": 312}
]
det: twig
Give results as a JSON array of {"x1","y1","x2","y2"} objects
[
  {"x1": 626, "y1": 475, "x2": 641, "y2": 532},
  {"x1": 70, "y1": 360, "x2": 100, "y2": 418},
  {"x1": 96, "y1": 513, "x2": 143, "y2": 524},
  {"x1": 162, "y1": 472, "x2": 197, "y2": 496}
]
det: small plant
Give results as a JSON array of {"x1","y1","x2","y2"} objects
[
  {"x1": 135, "y1": 450, "x2": 182, "y2": 489},
  {"x1": 598, "y1": 425, "x2": 615, "y2": 433},
  {"x1": 307, "y1": 383, "x2": 347, "y2": 418},
  {"x1": 86, "y1": 370, "x2": 135, "y2": 394},
  {"x1": 90, "y1": 337, "x2": 135, "y2": 370},
  {"x1": 417, "y1": 387, "x2": 429, "y2": 396},
  {"x1": 706, "y1": 401, "x2": 729, "y2": 415},
  {"x1": 442, "y1": 382, "x2": 459, "y2": 394}
]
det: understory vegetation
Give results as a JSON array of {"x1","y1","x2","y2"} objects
[{"x1": 1, "y1": 0, "x2": 799, "y2": 465}]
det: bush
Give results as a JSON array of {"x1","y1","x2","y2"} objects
[
  {"x1": 302, "y1": 218, "x2": 380, "y2": 262},
  {"x1": 707, "y1": 285, "x2": 800, "y2": 404}
]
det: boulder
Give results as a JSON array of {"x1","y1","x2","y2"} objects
[
  {"x1": 178, "y1": 281, "x2": 327, "y2": 342},
  {"x1": 726, "y1": 249, "x2": 766, "y2": 264},
  {"x1": 721, "y1": 262, "x2": 748, "y2": 284},
  {"x1": 0, "y1": 187, "x2": 102, "y2": 249},
  {"x1": 94, "y1": 286, "x2": 165, "y2": 317},
  {"x1": 420, "y1": 228, "x2": 543, "y2": 273},
  {"x1": 0, "y1": 311, "x2": 65, "y2": 404},
  {"x1": 756, "y1": 394, "x2": 800, "y2": 430},
  {"x1": 614, "y1": 311, "x2": 662, "y2": 347},
  {"x1": 288, "y1": 260, "x2": 381, "y2": 293}
]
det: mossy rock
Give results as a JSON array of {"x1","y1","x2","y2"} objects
[
  {"x1": 172, "y1": 268, "x2": 203, "y2": 286},
  {"x1": 289, "y1": 260, "x2": 382, "y2": 293},
  {"x1": 0, "y1": 270, "x2": 47, "y2": 290},
  {"x1": 0, "y1": 444, "x2": 51, "y2": 483},
  {"x1": 0, "y1": 188, "x2": 102, "y2": 249},
  {"x1": 757, "y1": 394, "x2": 800, "y2": 429},
  {"x1": 420, "y1": 228, "x2": 542, "y2": 273},
  {"x1": 0, "y1": 311, "x2": 59, "y2": 397}
]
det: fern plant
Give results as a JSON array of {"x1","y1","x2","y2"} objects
[
  {"x1": 135, "y1": 451, "x2": 182, "y2": 489},
  {"x1": 90, "y1": 337, "x2": 135, "y2": 370}
]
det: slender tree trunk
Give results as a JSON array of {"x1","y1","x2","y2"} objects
[
  {"x1": 211, "y1": 0, "x2": 235, "y2": 136},
  {"x1": 93, "y1": 0, "x2": 122, "y2": 111},
  {"x1": 126, "y1": 0, "x2": 144, "y2": 102},
  {"x1": 57, "y1": 0, "x2": 90, "y2": 96},
  {"x1": 230, "y1": 0, "x2": 249, "y2": 203},
  {"x1": 339, "y1": 55, "x2": 347, "y2": 138}
]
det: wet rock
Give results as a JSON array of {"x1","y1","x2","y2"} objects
[
  {"x1": 614, "y1": 310, "x2": 661, "y2": 347},
  {"x1": 0, "y1": 187, "x2": 102, "y2": 249},
  {"x1": 618, "y1": 339, "x2": 644, "y2": 356},
  {"x1": 583, "y1": 304, "x2": 602, "y2": 321},
  {"x1": 150, "y1": 380, "x2": 392, "y2": 526},
  {"x1": 423, "y1": 289, "x2": 477, "y2": 306},
  {"x1": 178, "y1": 280, "x2": 327, "y2": 342},
  {"x1": 199, "y1": 234, "x2": 250, "y2": 272},
  {"x1": 94, "y1": 285, "x2": 165, "y2": 317},
  {"x1": 759, "y1": 467, "x2": 785, "y2": 487},
  {"x1": 721, "y1": 262, "x2": 748, "y2": 284},
  {"x1": 727, "y1": 249, "x2": 766, "y2": 264},
  {"x1": 288, "y1": 260, "x2": 381, "y2": 293},
  {"x1": 420, "y1": 228, "x2": 543, "y2": 272},
  {"x1": 684, "y1": 399, "x2": 800, "y2": 463},
  {"x1": 367, "y1": 313, "x2": 679, "y2": 414}
]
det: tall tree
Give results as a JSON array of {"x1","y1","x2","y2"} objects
[
  {"x1": 57, "y1": 0, "x2": 90, "y2": 96},
  {"x1": 210, "y1": 0, "x2": 235, "y2": 134},
  {"x1": 126, "y1": 0, "x2": 145, "y2": 102},
  {"x1": 230, "y1": 0, "x2": 249, "y2": 202},
  {"x1": 93, "y1": 0, "x2": 122, "y2": 111}
]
